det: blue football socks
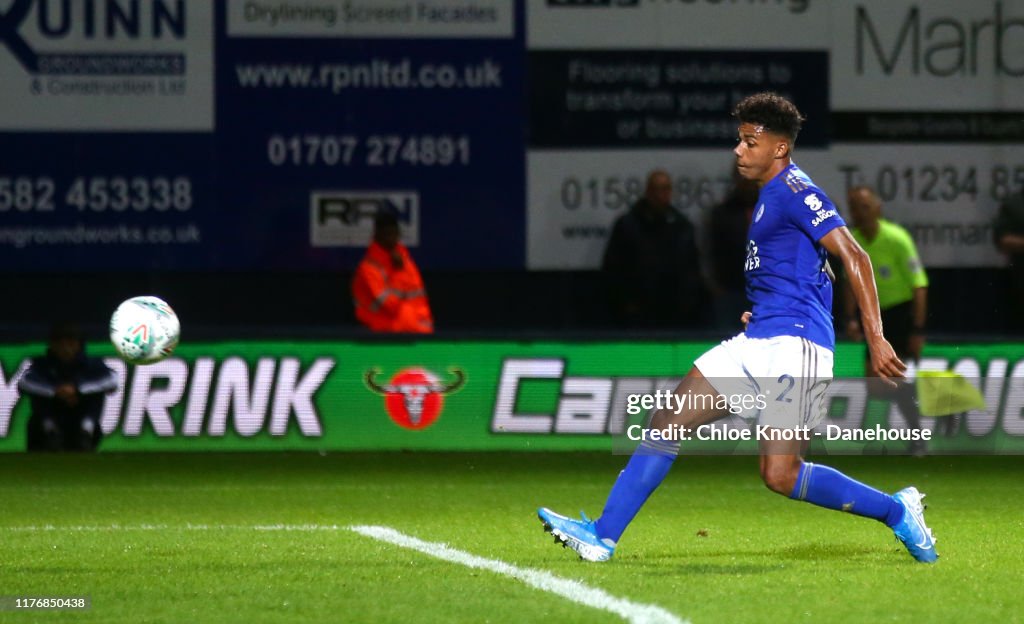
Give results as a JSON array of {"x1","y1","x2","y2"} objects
[
  {"x1": 593, "y1": 447, "x2": 905, "y2": 545},
  {"x1": 594, "y1": 438, "x2": 679, "y2": 543},
  {"x1": 790, "y1": 462, "x2": 904, "y2": 527}
]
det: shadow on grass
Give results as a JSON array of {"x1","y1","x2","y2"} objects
[
  {"x1": 770, "y1": 542, "x2": 881, "y2": 561},
  {"x1": 671, "y1": 562, "x2": 781, "y2": 575},
  {"x1": 622, "y1": 542, "x2": 881, "y2": 573},
  {"x1": 616, "y1": 555, "x2": 782, "y2": 575}
]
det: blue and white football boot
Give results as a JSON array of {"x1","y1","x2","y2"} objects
[
  {"x1": 891, "y1": 487, "x2": 938, "y2": 563},
  {"x1": 537, "y1": 507, "x2": 614, "y2": 562}
]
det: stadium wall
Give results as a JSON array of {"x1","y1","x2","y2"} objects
[
  {"x1": 0, "y1": 0, "x2": 1019, "y2": 276},
  {"x1": 1, "y1": 1, "x2": 1021, "y2": 336}
]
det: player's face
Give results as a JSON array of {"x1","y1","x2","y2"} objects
[{"x1": 734, "y1": 123, "x2": 787, "y2": 184}]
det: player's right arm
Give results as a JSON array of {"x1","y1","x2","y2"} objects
[{"x1": 820, "y1": 227, "x2": 906, "y2": 383}]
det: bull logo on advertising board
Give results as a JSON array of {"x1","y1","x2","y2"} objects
[{"x1": 365, "y1": 367, "x2": 466, "y2": 430}]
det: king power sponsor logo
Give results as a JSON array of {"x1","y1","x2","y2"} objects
[
  {"x1": 490, "y1": 357, "x2": 1024, "y2": 436},
  {"x1": 0, "y1": 356, "x2": 336, "y2": 439}
]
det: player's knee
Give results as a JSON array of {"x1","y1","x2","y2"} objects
[
  {"x1": 648, "y1": 409, "x2": 671, "y2": 430},
  {"x1": 760, "y1": 462, "x2": 799, "y2": 495}
]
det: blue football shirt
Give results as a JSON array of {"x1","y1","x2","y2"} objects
[{"x1": 743, "y1": 163, "x2": 845, "y2": 350}]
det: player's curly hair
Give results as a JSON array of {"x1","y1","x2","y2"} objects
[{"x1": 732, "y1": 92, "x2": 805, "y2": 141}]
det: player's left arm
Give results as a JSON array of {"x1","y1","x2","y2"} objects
[{"x1": 820, "y1": 227, "x2": 906, "y2": 383}]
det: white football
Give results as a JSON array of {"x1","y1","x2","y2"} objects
[{"x1": 109, "y1": 296, "x2": 180, "y2": 365}]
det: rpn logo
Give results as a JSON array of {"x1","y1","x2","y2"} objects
[
  {"x1": 0, "y1": 0, "x2": 186, "y2": 76},
  {"x1": 310, "y1": 191, "x2": 419, "y2": 247},
  {"x1": 365, "y1": 367, "x2": 466, "y2": 430}
]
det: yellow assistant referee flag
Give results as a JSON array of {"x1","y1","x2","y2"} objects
[{"x1": 916, "y1": 371, "x2": 987, "y2": 417}]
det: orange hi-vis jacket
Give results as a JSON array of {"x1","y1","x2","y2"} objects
[{"x1": 352, "y1": 242, "x2": 434, "y2": 333}]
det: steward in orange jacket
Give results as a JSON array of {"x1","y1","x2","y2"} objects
[{"x1": 351, "y1": 213, "x2": 434, "y2": 333}]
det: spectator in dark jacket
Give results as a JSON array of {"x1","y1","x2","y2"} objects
[
  {"x1": 18, "y1": 323, "x2": 117, "y2": 451},
  {"x1": 708, "y1": 173, "x2": 759, "y2": 330},
  {"x1": 602, "y1": 170, "x2": 706, "y2": 328}
]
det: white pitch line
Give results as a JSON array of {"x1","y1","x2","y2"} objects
[
  {"x1": 0, "y1": 523, "x2": 685, "y2": 624},
  {"x1": 350, "y1": 525, "x2": 685, "y2": 624},
  {"x1": 0, "y1": 523, "x2": 344, "y2": 532}
]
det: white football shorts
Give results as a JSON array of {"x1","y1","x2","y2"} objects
[{"x1": 694, "y1": 333, "x2": 834, "y2": 429}]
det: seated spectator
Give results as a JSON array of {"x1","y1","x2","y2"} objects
[
  {"x1": 602, "y1": 170, "x2": 706, "y2": 328},
  {"x1": 351, "y1": 212, "x2": 434, "y2": 333},
  {"x1": 18, "y1": 322, "x2": 117, "y2": 452}
]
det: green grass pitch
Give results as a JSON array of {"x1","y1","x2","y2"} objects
[{"x1": 1, "y1": 452, "x2": 1022, "y2": 623}]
